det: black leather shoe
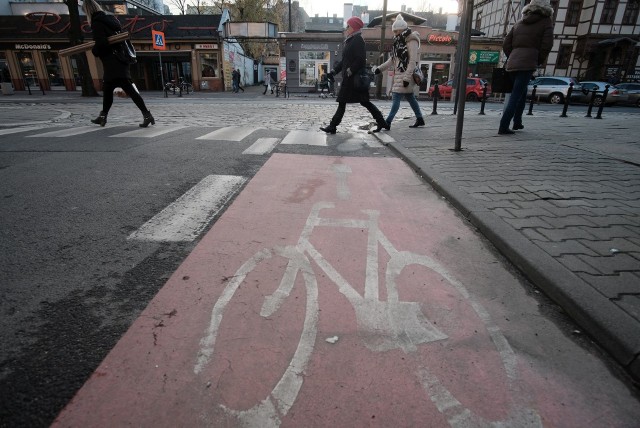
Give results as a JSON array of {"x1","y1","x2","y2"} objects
[
  {"x1": 513, "y1": 124, "x2": 524, "y2": 130},
  {"x1": 409, "y1": 117, "x2": 425, "y2": 128},
  {"x1": 91, "y1": 112, "x2": 107, "y2": 127},
  {"x1": 139, "y1": 111, "x2": 155, "y2": 128},
  {"x1": 372, "y1": 121, "x2": 391, "y2": 133},
  {"x1": 320, "y1": 125, "x2": 337, "y2": 134},
  {"x1": 498, "y1": 128, "x2": 515, "y2": 135}
]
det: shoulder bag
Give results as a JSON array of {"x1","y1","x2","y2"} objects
[
  {"x1": 112, "y1": 32, "x2": 137, "y2": 65},
  {"x1": 354, "y1": 68, "x2": 373, "y2": 92},
  {"x1": 492, "y1": 67, "x2": 512, "y2": 93}
]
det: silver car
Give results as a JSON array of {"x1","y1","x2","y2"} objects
[
  {"x1": 527, "y1": 76, "x2": 583, "y2": 104},
  {"x1": 615, "y1": 82, "x2": 640, "y2": 107},
  {"x1": 577, "y1": 81, "x2": 627, "y2": 106}
]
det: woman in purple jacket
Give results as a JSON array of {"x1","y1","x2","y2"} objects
[{"x1": 499, "y1": 0, "x2": 554, "y2": 134}]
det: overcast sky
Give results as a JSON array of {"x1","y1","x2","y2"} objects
[{"x1": 298, "y1": 0, "x2": 460, "y2": 17}]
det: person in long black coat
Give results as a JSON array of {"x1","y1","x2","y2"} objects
[
  {"x1": 320, "y1": 17, "x2": 388, "y2": 134},
  {"x1": 82, "y1": 0, "x2": 154, "y2": 128}
]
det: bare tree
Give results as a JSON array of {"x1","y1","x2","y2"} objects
[
  {"x1": 167, "y1": 0, "x2": 189, "y2": 14},
  {"x1": 63, "y1": 0, "x2": 98, "y2": 96}
]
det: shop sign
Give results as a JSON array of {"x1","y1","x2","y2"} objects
[
  {"x1": 300, "y1": 43, "x2": 328, "y2": 50},
  {"x1": 425, "y1": 33, "x2": 455, "y2": 46},
  {"x1": 469, "y1": 50, "x2": 499, "y2": 64},
  {"x1": 15, "y1": 43, "x2": 51, "y2": 50},
  {"x1": 195, "y1": 43, "x2": 218, "y2": 49}
]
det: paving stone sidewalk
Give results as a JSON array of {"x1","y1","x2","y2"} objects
[{"x1": 372, "y1": 106, "x2": 640, "y2": 381}]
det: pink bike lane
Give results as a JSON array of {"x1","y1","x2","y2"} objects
[{"x1": 53, "y1": 154, "x2": 639, "y2": 427}]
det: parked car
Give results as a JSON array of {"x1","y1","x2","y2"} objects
[
  {"x1": 576, "y1": 81, "x2": 627, "y2": 106},
  {"x1": 615, "y1": 82, "x2": 640, "y2": 107},
  {"x1": 428, "y1": 77, "x2": 492, "y2": 101},
  {"x1": 527, "y1": 76, "x2": 583, "y2": 104}
]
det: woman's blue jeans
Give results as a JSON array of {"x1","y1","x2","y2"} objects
[
  {"x1": 499, "y1": 70, "x2": 533, "y2": 131},
  {"x1": 386, "y1": 92, "x2": 423, "y2": 124}
]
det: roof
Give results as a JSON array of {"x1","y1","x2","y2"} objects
[{"x1": 367, "y1": 11, "x2": 426, "y2": 27}]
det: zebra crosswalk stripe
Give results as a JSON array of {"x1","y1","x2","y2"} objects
[
  {"x1": 111, "y1": 125, "x2": 187, "y2": 138},
  {"x1": 243, "y1": 137, "x2": 280, "y2": 155},
  {"x1": 27, "y1": 126, "x2": 107, "y2": 138},
  {"x1": 128, "y1": 175, "x2": 247, "y2": 242},
  {"x1": 280, "y1": 130, "x2": 326, "y2": 146},
  {"x1": 196, "y1": 127, "x2": 258, "y2": 141}
]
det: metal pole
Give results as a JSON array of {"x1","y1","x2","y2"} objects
[
  {"x1": 454, "y1": 0, "x2": 474, "y2": 151},
  {"x1": 375, "y1": 0, "x2": 388, "y2": 99},
  {"x1": 159, "y1": 51, "x2": 167, "y2": 98},
  {"x1": 289, "y1": 0, "x2": 292, "y2": 32}
]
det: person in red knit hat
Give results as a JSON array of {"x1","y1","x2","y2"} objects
[{"x1": 320, "y1": 16, "x2": 388, "y2": 134}]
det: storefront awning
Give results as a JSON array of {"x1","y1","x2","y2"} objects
[{"x1": 597, "y1": 37, "x2": 638, "y2": 47}]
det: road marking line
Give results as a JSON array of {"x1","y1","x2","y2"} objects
[
  {"x1": 27, "y1": 126, "x2": 106, "y2": 138},
  {"x1": 0, "y1": 125, "x2": 48, "y2": 136},
  {"x1": 196, "y1": 127, "x2": 258, "y2": 141},
  {"x1": 243, "y1": 137, "x2": 280, "y2": 155},
  {"x1": 128, "y1": 174, "x2": 247, "y2": 242},
  {"x1": 280, "y1": 130, "x2": 327, "y2": 146},
  {"x1": 110, "y1": 125, "x2": 186, "y2": 138}
]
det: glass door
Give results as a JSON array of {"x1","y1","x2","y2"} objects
[{"x1": 419, "y1": 61, "x2": 451, "y2": 94}]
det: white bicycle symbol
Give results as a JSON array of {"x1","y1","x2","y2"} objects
[{"x1": 194, "y1": 170, "x2": 542, "y2": 427}]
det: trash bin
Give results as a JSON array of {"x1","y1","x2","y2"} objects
[{"x1": 1, "y1": 82, "x2": 14, "y2": 95}]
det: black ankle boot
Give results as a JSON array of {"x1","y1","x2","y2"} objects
[
  {"x1": 372, "y1": 120, "x2": 391, "y2": 133},
  {"x1": 409, "y1": 117, "x2": 425, "y2": 128},
  {"x1": 91, "y1": 111, "x2": 107, "y2": 127},
  {"x1": 139, "y1": 111, "x2": 155, "y2": 128},
  {"x1": 320, "y1": 125, "x2": 337, "y2": 134}
]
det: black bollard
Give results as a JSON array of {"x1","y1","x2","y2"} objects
[
  {"x1": 527, "y1": 85, "x2": 537, "y2": 115},
  {"x1": 595, "y1": 84, "x2": 609, "y2": 119},
  {"x1": 431, "y1": 80, "x2": 439, "y2": 115},
  {"x1": 560, "y1": 82, "x2": 573, "y2": 117},
  {"x1": 479, "y1": 83, "x2": 487, "y2": 115},
  {"x1": 585, "y1": 88, "x2": 597, "y2": 117}
]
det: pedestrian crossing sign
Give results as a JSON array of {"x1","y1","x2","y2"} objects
[{"x1": 152, "y1": 30, "x2": 166, "y2": 51}]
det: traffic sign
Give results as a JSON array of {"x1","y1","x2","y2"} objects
[{"x1": 152, "y1": 30, "x2": 166, "y2": 51}]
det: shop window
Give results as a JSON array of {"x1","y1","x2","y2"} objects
[
  {"x1": 565, "y1": 0, "x2": 582, "y2": 26},
  {"x1": 43, "y1": 52, "x2": 64, "y2": 89},
  {"x1": 17, "y1": 52, "x2": 38, "y2": 87},
  {"x1": 622, "y1": 0, "x2": 639, "y2": 24},
  {"x1": 475, "y1": 11, "x2": 482, "y2": 30},
  {"x1": 0, "y1": 53, "x2": 10, "y2": 83},
  {"x1": 556, "y1": 45, "x2": 571, "y2": 68},
  {"x1": 299, "y1": 51, "x2": 330, "y2": 87},
  {"x1": 200, "y1": 53, "x2": 218, "y2": 77},
  {"x1": 600, "y1": 0, "x2": 618, "y2": 24}
]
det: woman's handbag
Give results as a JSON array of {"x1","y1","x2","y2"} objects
[
  {"x1": 112, "y1": 33, "x2": 137, "y2": 65},
  {"x1": 354, "y1": 68, "x2": 373, "y2": 92},
  {"x1": 492, "y1": 67, "x2": 512, "y2": 93},
  {"x1": 412, "y1": 66, "x2": 424, "y2": 85}
]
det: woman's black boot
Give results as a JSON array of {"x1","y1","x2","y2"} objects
[
  {"x1": 139, "y1": 111, "x2": 155, "y2": 128},
  {"x1": 372, "y1": 120, "x2": 391, "y2": 133},
  {"x1": 91, "y1": 111, "x2": 107, "y2": 127},
  {"x1": 320, "y1": 125, "x2": 337, "y2": 134},
  {"x1": 409, "y1": 118, "x2": 425, "y2": 128}
]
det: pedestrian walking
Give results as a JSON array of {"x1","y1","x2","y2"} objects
[
  {"x1": 498, "y1": 0, "x2": 553, "y2": 135},
  {"x1": 82, "y1": 0, "x2": 154, "y2": 128},
  {"x1": 263, "y1": 71, "x2": 273, "y2": 95},
  {"x1": 320, "y1": 16, "x2": 388, "y2": 134},
  {"x1": 232, "y1": 68, "x2": 244, "y2": 93},
  {"x1": 373, "y1": 14, "x2": 424, "y2": 131}
]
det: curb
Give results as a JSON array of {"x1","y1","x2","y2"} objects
[{"x1": 373, "y1": 132, "x2": 640, "y2": 383}]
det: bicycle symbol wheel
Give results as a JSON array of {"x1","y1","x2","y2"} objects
[{"x1": 194, "y1": 246, "x2": 319, "y2": 425}]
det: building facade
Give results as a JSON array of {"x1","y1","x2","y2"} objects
[
  {"x1": 473, "y1": 0, "x2": 640, "y2": 81},
  {"x1": 0, "y1": 7, "x2": 261, "y2": 93}
]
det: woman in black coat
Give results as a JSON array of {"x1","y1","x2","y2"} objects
[
  {"x1": 82, "y1": 0, "x2": 154, "y2": 127},
  {"x1": 320, "y1": 17, "x2": 387, "y2": 134}
]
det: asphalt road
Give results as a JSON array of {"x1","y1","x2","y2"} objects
[{"x1": 1, "y1": 94, "x2": 639, "y2": 427}]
